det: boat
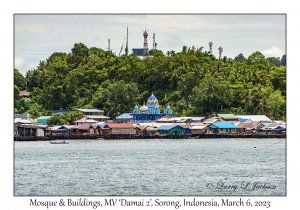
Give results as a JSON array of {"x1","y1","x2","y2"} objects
[
  {"x1": 188, "y1": 136, "x2": 199, "y2": 139},
  {"x1": 49, "y1": 140, "x2": 69, "y2": 144},
  {"x1": 97, "y1": 138, "x2": 104, "y2": 140}
]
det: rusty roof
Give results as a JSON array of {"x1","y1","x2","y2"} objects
[
  {"x1": 176, "y1": 123, "x2": 191, "y2": 129},
  {"x1": 105, "y1": 124, "x2": 136, "y2": 129},
  {"x1": 77, "y1": 124, "x2": 91, "y2": 130},
  {"x1": 238, "y1": 123, "x2": 255, "y2": 129}
]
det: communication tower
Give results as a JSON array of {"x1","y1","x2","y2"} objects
[
  {"x1": 143, "y1": 29, "x2": 149, "y2": 59},
  {"x1": 218, "y1": 46, "x2": 223, "y2": 59},
  {"x1": 209, "y1": 41, "x2": 213, "y2": 54},
  {"x1": 108, "y1": 39, "x2": 110, "y2": 51},
  {"x1": 153, "y1": 33, "x2": 157, "y2": 54},
  {"x1": 125, "y1": 26, "x2": 129, "y2": 56}
]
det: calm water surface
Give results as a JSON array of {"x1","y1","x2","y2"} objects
[{"x1": 14, "y1": 138, "x2": 286, "y2": 196}]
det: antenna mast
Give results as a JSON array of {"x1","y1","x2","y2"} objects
[
  {"x1": 153, "y1": 33, "x2": 157, "y2": 55},
  {"x1": 143, "y1": 29, "x2": 149, "y2": 59},
  {"x1": 125, "y1": 26, "x2": 129, "y2": 56}
]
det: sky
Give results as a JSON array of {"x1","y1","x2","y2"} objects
[{"x1": 14, "y1": 14, "x2": 286, "y2": 75}]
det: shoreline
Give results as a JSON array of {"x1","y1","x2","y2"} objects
[{"x1": 14, "y1": 133, "x2": 286, "y2": 141}]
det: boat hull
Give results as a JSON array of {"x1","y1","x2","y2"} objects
[{"x1": 49, "y1": 142, "x2": 69, "y2": 144}]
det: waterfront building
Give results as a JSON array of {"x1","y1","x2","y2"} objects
[
  {"x1": 19, "y1": 90, "x2": 30, "y2": 99},
  {"x1": 78, "y1": 108, "x2": 110, "y2": 121},
  {"x1": 117, "y1": 92, "x2": 174, "y2": 123},
  {"x1": 209, "y1": 122, "x2": 238, "y2": 134},
  {"x1": 156, "y1": 125, "x2": 185, "y2": 135},
  {"x1": 104, "y1": 124, "x2": 136, "y2": 135},
  {"x1": 235, "y1": 115, "x2": 272, "y2": 123},
  {"x1": 36, "y1": 116, "x2": 52, "y2": 125}
]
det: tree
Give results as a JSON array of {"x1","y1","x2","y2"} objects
[
  {"x1": 281, "y1": 54, "x2": 286, "y2": 66},
  {"x1": 14, "y1": 85, "x2": 20, "y2": 113},
  {"x1": 267, "y1": 57, "x2": 281, "y2": 67},
  {"x1": 245, "y1": 51, "x2": 269, "y2": 67},
  {"x1": 47, "y1": 110, "x2": 84, "y2": 126},
  {"x1": 234, "y1": 53, "x2": 246, "y2": 62},
  {"x1": 91, "y1": 80, "x2": 140, "y2": 119},
  {"x1": 14, "y1": 68, "x2": 26, "y2": 90},
  {"x1": 67, "y1": 43, "x2": 89, "y2": 68},
  {"x1": 191, "y1": 74, "x2": 233, "y2": 114},
  {"x1": 16, "y1": 43, "x2": 286, "y2": 121}
]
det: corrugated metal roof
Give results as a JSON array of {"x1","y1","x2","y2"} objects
[
  {"x1": 74, "y1": 118, "x2": 98, "y2": 123},
  {"x1": 136, "y1": 123, "x2": 173, "y2": 128},
  {"x1": 91, "y1": 124, "x2": 99, "y2": 129},
  {"x1": 235, "y1": 115, "x2": 271, "y2": 122},
  {"x1": 203, "y1": 118, "x2": 221, "y2": 124},
  {"x1": 212, "y1": 123, "x2": 238, "y2": 129},
  {"x1": 191, "y1": 117, "x2": 205, "y2": 121},
  {"x1": 190, "y1": 125, "x2": 209, "y2": 129},
  {"x1": 14, "y1": 118, "x2": 31, "y2": 124},
  {"x1": 238, "y1": 123, "x2": 255, "y2": 129},
  {"x1": 78, "y1": 109, "x2": 103, "y2": 113},
  {"x1": 157, "y1": 125, "x2": 179, "y2": 130},
  {"x1": 217, "y1": 114, "x2": 239, "y2": 120},
  {"x1": 116, "y1": 113, "x2": 133, "y2": 119},
  {"x1": 37, "y1": 116, "x2": 52, "y2": 119},
  {"x1": 69, "y1": 125, "x2": 79, "y2": 129},
  {"x1": 86, "y1": 115, "x2": 109, "y2": 119},
  {"x1": 77, "y1": 124, "x2": 91, "y2": 130},
  {"x1": 98, "y1": 123, "x2": 106, "y2": 128},
  {"x1": 217, "y1": 114, "x2": 236, "y2": 117},
  {"x1": 155, "y1": 117, "x2": 174, "y2": 122},
  {"x1": 190, "y1": 122, "x2": 204, "y2": 126},
  {"x1": 105, "y1": 124, "x2": 136, "y2": 128},
  {"x1": 262, "y1": 123, "x2": 280, "y2": 128}
]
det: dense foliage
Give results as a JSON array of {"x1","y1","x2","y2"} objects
[{"x1": 14, "y1": 43, "x2": 286, "y2": 121}]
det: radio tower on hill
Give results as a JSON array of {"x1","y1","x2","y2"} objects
[
  {"x1": 143, "y1": 29, "x2": 149, "y2": 59},
  {"x1": 153, "y1": 33, "x2": 157, "y2": 55},
  {"x1": 125, "y1": 26, "x2": 129, "y2": 56}
]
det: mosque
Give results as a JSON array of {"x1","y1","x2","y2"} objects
[{"x1": 116, "y1": 93, "x2": 174, "y2": 123}]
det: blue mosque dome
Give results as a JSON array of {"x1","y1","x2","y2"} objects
[
  {"x1": 147, "y1": 93, "x2": 159, "y2": 108},
  {"x1": 148, "y1": 94, "x2": 158, "y2": 101}
]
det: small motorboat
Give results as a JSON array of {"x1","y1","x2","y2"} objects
[
  {"x1": 50, "y1": 140, "x2": 69, "y2": 144},
  {"x1": 97, "y1": 138, "x2": 104, "y2": 140}
]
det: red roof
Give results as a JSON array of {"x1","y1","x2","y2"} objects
[
  {"x1": 77, "y1": 124, "x2": 91, "y2": 130},
  {"x1": 104, "y1": 124, "x2": 136, "y2": 129}
]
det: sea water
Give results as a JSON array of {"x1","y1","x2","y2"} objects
[{"x1": 14, "y1": 138, "x2": 286, "y2": 196}]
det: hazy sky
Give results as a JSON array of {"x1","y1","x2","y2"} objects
[{"x1": 14, "y1": 14, "x2": 286, "y2": 75}]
